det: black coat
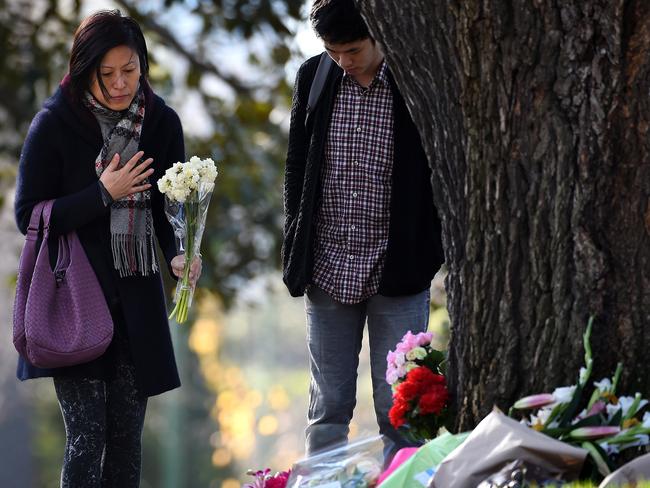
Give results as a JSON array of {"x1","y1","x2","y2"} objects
[
  {"x1": 14, "y1": 77, "x2": 183, "y2": 397},
  {"x1": 282, "y1": 55, "x2": 445, "y2": 298}
]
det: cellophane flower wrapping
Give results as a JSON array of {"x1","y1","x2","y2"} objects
[
  {"x1": 157, "y1": 156, "x2": 217, "y2": 324},
  {"x1": 285, "y1": 436, "x2": 384, "y2": 488}
]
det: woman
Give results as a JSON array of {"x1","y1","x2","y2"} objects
[{"x1": 14, "y1": 10, "x2": 199, "y2": 487}]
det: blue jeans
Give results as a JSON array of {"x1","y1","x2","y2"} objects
[{"x1": 304, "y1": 286, "x2": 430, "y2": 458}]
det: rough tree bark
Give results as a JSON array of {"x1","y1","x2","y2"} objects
[{"x1": 358, "y1": 0, "x2": 650, "y2": 430}]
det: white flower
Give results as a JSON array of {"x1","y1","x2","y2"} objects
[
  {"x1": 634, "y1": 434, "x2": 650, "y2": 447},
  {"x1": 171, "y1": 161, "x2": 184, "y2": 174},
  {"x1": 171, "y1": 187, "x2": 190, "y2": 203},
  {"x1": 594, "y1": 377, "x2": 613, "y2": 392},
  {"x1": 530, "y1": 407, "x2": 557, "y2": 429},
  {"x1": 618, "y1": 395, "x2": 648, "y2": 418},
  {"x1": 405, "y1": 362, "x2": 418, "y2": 372},
  {"x1": 533, "y1": 407, "x2": 552, "y2": 424},
  {"x1": 606, "y1": 402, "x2": 622, "y2": 420},
  {"x1": 551, "y1": 386, "x2": 576, "y2": 405},
  {"x1": 158, "y1": 156, "x2": 219, "y2": 202},
  {"x1": 157, "y1": 175, "x2": 172, "y2": 194},
  {"x1": 406, "y1": 347, "x2": 427, "y2": 361}
]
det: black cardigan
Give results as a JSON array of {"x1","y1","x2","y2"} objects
[
  {"x1": 14, "y1": 77, "x2": 183, "y2": 397},
  {"x1": 282, "y1": 54, "x2": 444, "y2": 298}
]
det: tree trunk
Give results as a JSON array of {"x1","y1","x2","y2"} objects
[{"x1": 358, "y1": 0, "x2": 650, "y2": 430}]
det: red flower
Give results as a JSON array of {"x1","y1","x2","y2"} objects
[
  {"x1": 408, "y1": 366, "x2": 433, "y2": 382},
  {"x1": 395, "y1": 377, "x2": 422, "y2": 401},
  {"x1": 408, "y1": 367, "x2": 445, "y2": 386},
  {"x1": 266, "y1": 470, "x2": 291, "y2": 488},
  {"x1": 244, "y1": 469, "x2": 291, "y2": 488},
  {"x1": 418, "y1": 384, "x2": 449, "y2": 415},
  {"x1": 389, "y1": 399, "x2": 409, "y2": 428},
  {"x1": 395, "y1": 368, "x2": 446, "y2": 401}
]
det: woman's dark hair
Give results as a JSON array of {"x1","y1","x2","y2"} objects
[
  {"x1": 69, "y1": 10, "x2": 149, "y2": 101},
  {"x1": 310, "y1": 0, "x2": 371, "y2": 44}
]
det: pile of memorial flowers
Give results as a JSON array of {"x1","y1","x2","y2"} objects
[
  {"x1": 243, "y1": 320, "x2": 650, "y2": 487},
  {"x1": 509, "y1": 318, "x2": 650, "y2": 479}
]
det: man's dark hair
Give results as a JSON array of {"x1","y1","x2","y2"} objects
[
  {"x1": 310, "y1": 0, "x2": 371, "y2": 44},
  {"x1": 69, "y1": 10, "x2": 149, "y2": 101}
]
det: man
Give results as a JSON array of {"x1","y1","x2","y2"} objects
[{"x1": 282, "y1": 0, "x2": 445, "y2": 457}]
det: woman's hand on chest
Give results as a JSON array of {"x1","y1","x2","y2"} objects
[{"x1": 100, "y1": 151, "x2": 155, "y2": 200}]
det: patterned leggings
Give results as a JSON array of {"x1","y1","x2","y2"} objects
[{"x1": 53, "y1": 345, "x2": 147, "y2": 488}]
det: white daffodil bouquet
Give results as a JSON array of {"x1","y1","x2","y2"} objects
[{"x1": 157, "y1": 156, "x2": 218, "y2": 323}]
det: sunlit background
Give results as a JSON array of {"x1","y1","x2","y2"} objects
[{"x1": 0, "y1": 1, "x2": 449, "y2": 486}]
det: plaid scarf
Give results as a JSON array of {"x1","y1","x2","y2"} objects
[{"x1": 84, "y1": 88, "x2": 158, "y2": 277}]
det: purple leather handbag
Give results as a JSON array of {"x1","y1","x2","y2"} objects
[{"x1": 13, "y1": 200, "x2": 113, "y2": 368}]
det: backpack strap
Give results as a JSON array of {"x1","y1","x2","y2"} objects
[{"x1": 305, "y1": 52, "x2": 334, "y2": 128}]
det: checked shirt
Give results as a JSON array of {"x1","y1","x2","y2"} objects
[{"x1": 311, "y1": 60, "x2": 394, "y2": 304}]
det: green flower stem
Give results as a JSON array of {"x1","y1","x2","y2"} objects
[
  {"x1": 581, "y1": 318, "x2": 594, "y2": 387},
  {"x1": 168, "y1": 195, "x2": 198, "y2": 324},
  {"x1": 581, "y1": 441, "x2": 611, "y2": 477},
  {"x1": 623, "y1": 393, "x2": 643, "y2": 421},
  {"x1": 611, "y1": 362, "x2": 623, "y2": 395}
]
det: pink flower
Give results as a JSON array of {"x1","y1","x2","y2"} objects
[
  {"x1": 266, "y1": 470, "x2": 291, "y2": 488},
  {"x1": 513, "y1": 393, "x2": 555, "y2": 410},
  {"x1": 396, "y1": 365, "x2": 406, "y2": 378},
  {"x1": 387, "y1": 350, "x2": 397, "y2": 366},
  {"x1": 386, "y1": 368, "x2": 400, "y2": 385},
  {"x1": 396, "y1": 331, "x2": 420, "y2": 353},
  {"x1": 394, "y1": 352, "x2": 406, "y2": 367},
  {"x1": 570, "y1": 426, "x2": 620, "y2": 440},
  {"x1": 415, "y1": 331, "x2": 433, "y2": 346},
  {"x1": 587, "y1": 400, "x2": 607, "y2": 416}
]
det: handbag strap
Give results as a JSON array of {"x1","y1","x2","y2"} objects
[
  {"x1": 41, "y1": 200, "x2": 54, "y2": 234},
  {"x1": 27, "y1": 200, "x2": 54, "y2": 241}
]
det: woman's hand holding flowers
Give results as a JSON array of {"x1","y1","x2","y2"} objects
[
  {"x1": 100, "y1": 150, "x2": 154, "y2": 200},
  {"x1": 171, "y1": 254, "x2": 202, "y2": 287}
]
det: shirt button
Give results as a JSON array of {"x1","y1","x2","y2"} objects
[
  {"x1": 353, "y1": 160, "x2": 359, "y2": 166},
  {"x1": 348, "y1": 254, "x2": 355, "y2": 260},
  {"x1": 356, "y1": 126, "x2": 362, "y2": 133},
  {"x1": 352, "y1": 192, "x2": 358, "y2": 198},
  {"x1": 350, "y1": 225, "x2": 356, "y2": 230}
]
